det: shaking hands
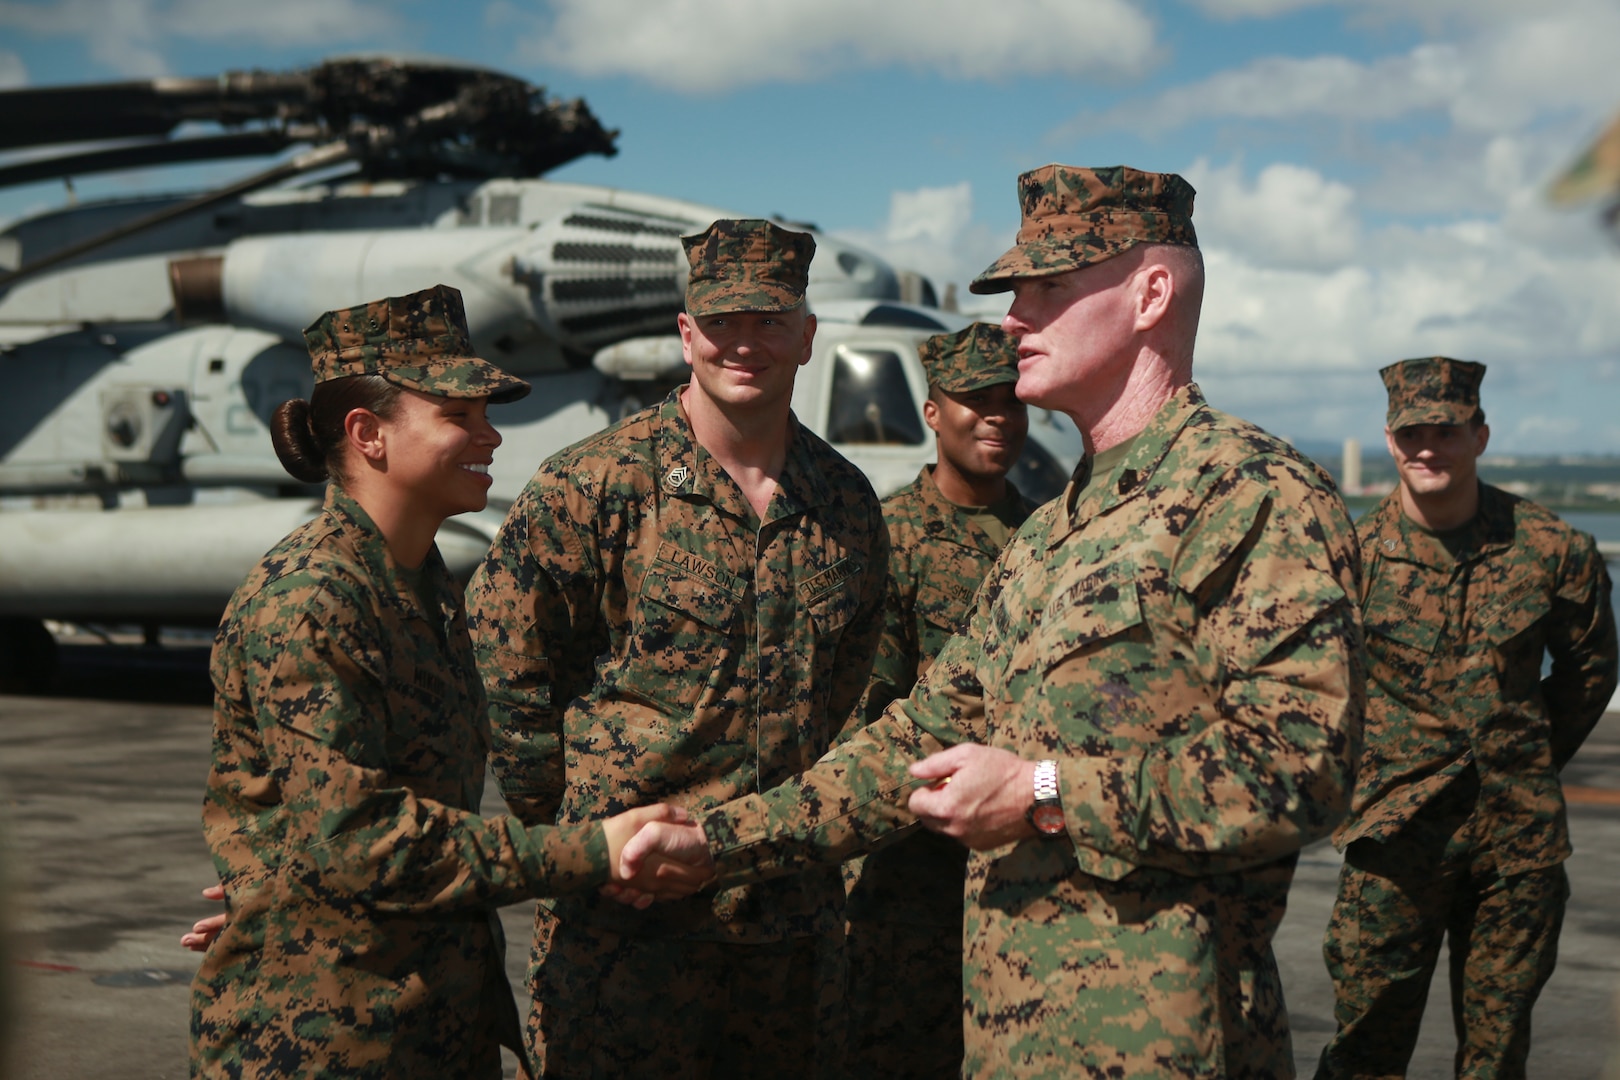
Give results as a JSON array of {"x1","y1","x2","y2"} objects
[{"x1": 600, "y1": 806, "x2": 714, "y2": 907}]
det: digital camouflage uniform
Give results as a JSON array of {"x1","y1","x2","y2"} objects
[
  {"x1": 1317, "y1": 358, "x2": 1619, "y2": 1080},
  {"x1": 695, "y1": 162, "x2": 1364, "y2": 1080},
  {"x1": 192, "y1": 287, "x2": 611, "y2": 1080},
  {"x1": 844, "y1": 322, "x2": 1034, "y2": 1078},
  {"x1": 464, "y1": 220, "x2": 889, "y2": 1079}
]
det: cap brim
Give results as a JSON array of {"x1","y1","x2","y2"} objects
[
  {"x1": 1388, "y1": 403, "x2": 1476, "y2": 430},
  {"x1": 685, "y1": 278, "x2": 804, "y2": 317},
  {"x1": 384, "y1": 356, "x2": 532, "y2": 404},
  {"x1": 936, "y1": 369, "x2": 1020, "y2": 393},
  {"x1": 969, "y1": 236, "x2": 1133, "y2": 295}
]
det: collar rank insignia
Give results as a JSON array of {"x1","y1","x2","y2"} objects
[
  {"x1": 663, "y1": 465, "x2": 691, "y2": 492},
  {"x1": 1383, "y1": 538, "x2": 1398, "y2": 553}
]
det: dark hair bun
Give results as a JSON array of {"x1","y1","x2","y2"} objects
[{"x1": 270, "y1": 398, "x2": 329, "y2": 483}]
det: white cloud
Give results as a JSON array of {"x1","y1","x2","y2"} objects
[
  {"x1": 0, "y1": 0, "x2": 398, "y2": 77},
  {"x1": 832, "y1": 182, "x2": 1014, "y2": 313},
  {"x1": 1182, "y1": 159, "x2": 1359, "y2": 269},
  {"x1": 1062, "y1": 4, "x2": 1620, "y2": 139},
  {"x1": 500, "y1": 0, "x2": 1158, "y2": 92},
  {"x1": 0, "y1": 49, "x2": 25, "y2": 88},
  {"x1": 1186, "y1": 0, "x2": 1335, "y2": 19}
]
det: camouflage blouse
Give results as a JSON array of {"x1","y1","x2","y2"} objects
[
  {"x1": 466, "y1": 388, "x2": 888, "y2": 944},
  {"x1": 1337, "y1": 483, "x2": 1618, "y2": 873},
  {"x1": 192, "y1": 486, "x2": 608, "y2": 1079},
  {"x1": 698, "y1": 384, "x2": 1366, "y2": 1076}
]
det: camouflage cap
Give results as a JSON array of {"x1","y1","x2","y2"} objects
[
  {"x1": 970, "y1": 165, "x2": 1198, "y2": 295},
  {"x1": 682, "y1": 219, "x2": 815, "y2": 316},
  {"x1": 302, "y1": 284, "x2": 530, "y2": 404},
  {"x1": 1380, "y1": 356, "x2": 1486, "y2": 430},
  {"x1": 920, "y1": 323, "x2": 1020, "y2": 394}
]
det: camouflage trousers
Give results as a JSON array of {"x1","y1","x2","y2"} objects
[
  {"x1": 525, "y1": 908, "x2": 847, "y2": 1079},
  {"x1": 1316, "y1": 784, "x2": 1569, "y2": 1080},
  {"x1": 845, "y1": 915, "x2": 963, "y2": 1078}
]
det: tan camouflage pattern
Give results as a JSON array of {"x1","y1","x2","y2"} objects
[
  {"x1": 919, "y1": 322, "x2": 1021, "y2": 393},
  {"x1": 191, "y1": 485, "x2": 609, "y2": 1079},
  {"x1": 1334, "y1": 484, "x2": 1617, "y2": 870},
  {"x1": 682, "y1": 218, "x2": 815, "y2": 316},
  {"x1": 699, "y1": 383, "x2": 1365, "y2": 1077},
  {"x1": 525, "y1": 909, "x2": 847, "y2": 1078},
  {"x1": 1380, "y1": 356, "x2": 1486, "y2": 430},
  {"x1": 843, "y1": 466, "x2": 1034, "y2": 1077},
  {"x1": 302, "y1": 283, "x2": 530, "y2": 403},
  {"x1": 464, "y1": 388, "x2": 887, "y2": 1065},
  {"x1": 971, "y1": 164, "x2": 1198, "y2": 294},
  {"x1": 1317, "y1": 776, "x2": 1570, "y2": 1079}
]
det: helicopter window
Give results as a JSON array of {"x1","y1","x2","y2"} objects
[
  {"x1": 489, "y1": 195, "x2": 521, "y2": 225},
  {"x1": 827, "y1": 347, "x2": 925, "y2": 446}
]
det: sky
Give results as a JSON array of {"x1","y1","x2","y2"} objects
[{"x1": 2, "y1": 0, "x2": 1619, "y2": 454}]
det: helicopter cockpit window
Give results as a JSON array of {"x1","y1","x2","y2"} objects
[{"x1": 827, "y1": 347, "x2": 924, "y2": 446}]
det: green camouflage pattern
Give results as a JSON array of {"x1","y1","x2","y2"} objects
[
  {"x1": 699, "y1": 383, "x2": 1365, "y2": 1077},
  {"x1": 302, "y1": 283, "x2": 530, "y2": 403},
  {"x1": 682, "y1": 218, "x2": 814, "y2": 316},
  {"x1": 1380, "y1": 356, "x2": 1486, "y2": 430},
  {"x1": 843, "y1": 466, "x2": 1034, "y2": 1077},
  {"x1": 1318, "y1": 485, "x2": 1616, "y2": 1076},
  {"x1": 919, "y1": 322, "x2": 1021, "y2": 393},
  {"x1": 1317, "y1": 778, "x2": 1569, "y2": 1079},
  {"x1": 191, "y1": 485, "x2": 609, "y2": 1080},
  {"x1": 525, "y1": 909, "x2": 846, "y2": 1078},
  {"x1": 971, "y1": 165, "x2": 1198, "y2": 295},
  {"x1": 464, "y1": 388, "x2": 887, "y2": 1063},
  {"x1": 1334, "y1": 484, "x2": 1617, "y2": 871}
]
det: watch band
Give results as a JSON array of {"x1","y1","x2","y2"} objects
[{"x1": 1027, "y1": 759, "x2": 1064, "y2": 837}]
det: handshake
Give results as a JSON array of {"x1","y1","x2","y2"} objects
[{"x1": 598, "y1": 805, "x2": 715, "y2": 907}]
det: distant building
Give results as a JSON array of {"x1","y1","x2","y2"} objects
[{"x1": 1342, "y1": 437, "x2": 1362, "y2": 495}]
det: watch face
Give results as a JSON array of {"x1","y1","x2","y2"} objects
[{"x1": 1031, "y1": 804, "x2": 1065, "y2": 836}]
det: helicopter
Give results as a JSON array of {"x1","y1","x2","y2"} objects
[{"x1": 0, "y1": 57, "x2": 1082, "y2": 691}]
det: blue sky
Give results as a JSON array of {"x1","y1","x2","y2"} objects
[{"x1": 3, "y1": 0, "x2": 1619, "y2": 453}]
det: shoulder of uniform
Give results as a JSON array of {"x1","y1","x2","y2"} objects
[
  {"x1": 880, "y1": 477, "x2": 927, "y2": 515},
  {"x1": 541, "y1": 405, "x2": 662, "y2": 476},
  {"x1": 1495, "y1": 486, "x2": 1600, "y2": 559},
  {"x1": 795, "y1": 426, "x2": 883, "y2": 511},
  {"x1": 1174, "y1": 405, "x2": 1339, "y2": 499},
  {"x1": 228, "y1": 525, "x2": 371, "y2": 632}
]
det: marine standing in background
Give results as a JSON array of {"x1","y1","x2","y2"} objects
[
  {"x1": 465, "y1": 221, "x2": 888, "y2": 1078},
  {"x1": 844, "y1": 322, "x2": 1033, "y2": 1078},
  {"x1": 1316, "y1": 357, "x2": 1618, "y2": 1080},
  {"x1": 189, "y1": 286, "x2": 701, "y2": 1080},
  {"x1": 623, "y1": 165, "x2": 1367, "y2": 1077}
]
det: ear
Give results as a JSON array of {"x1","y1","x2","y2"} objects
[
  {"x1": 1132, "y1": 262, "x2": 1174, "y2": 333},
  {"x1": 1474, "y1": 423, "x2": 1490, "y2": 456},
  {"x1": 799, "y1": 313, "x2": 817, "y2": 367},
  {"x1": 344, "y1": 408, "x2": 386, "y2": 464},
  {"x1": 1384, "y1": 425, "x2": 1397, "y2": 458},
  {"x1": 677, "y1": 312, "x2": 697, "y2": 369},
  {"x1": 922, "y1": 396, "x2": 941, "y2": 434}
]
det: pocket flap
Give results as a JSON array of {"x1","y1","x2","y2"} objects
[{"x1": 1039, "y1": 562, "x2": 1144, "y2": 667}]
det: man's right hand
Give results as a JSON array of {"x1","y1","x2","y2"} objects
[
  {"x1": 601, "y1": 814, "x2": 715, "y2": 907},
  {"x1": 600, "y1": 805, "x2": 715, "y2": 908}
]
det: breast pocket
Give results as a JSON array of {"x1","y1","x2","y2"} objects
[
  {"x1": 619, "y1": 566, "x2": 740, "y2": 713},
  {"x1": 1039, "y1": 562, "x2": 1146, "y2": 672},
  {"x1": 800, "y1": 557, "x2": 863, "y2": 640}
]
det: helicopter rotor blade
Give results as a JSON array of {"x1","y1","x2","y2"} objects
[
  {"x1": 0, "y1": 131, "x2": 299, "y2": 190},
  {"x1": 0, "y1": 140, "x2": 354, "y2": 292},
  {"x1": 0, "y1": 75, "x2": 308, "y2": 152}
]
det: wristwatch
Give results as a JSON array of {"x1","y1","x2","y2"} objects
[{"x1": 1026, "y1": 759, "x2": 1065, "y2": 837}]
